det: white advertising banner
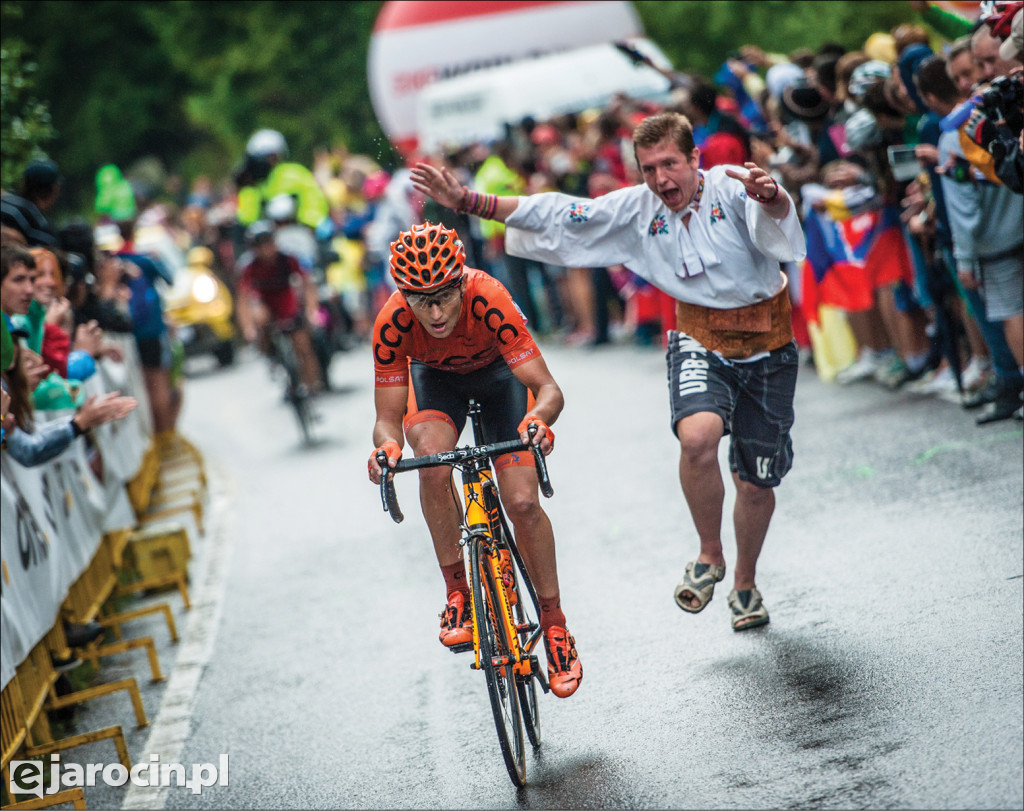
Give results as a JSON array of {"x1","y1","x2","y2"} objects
[
  {"x1": 1, "y1": 344, "x2": 155, "y2": 689},
  {"x1": 1, "y1": 455, "x2": 67, "y2": 690},
  {"x1": 368, "y1": 0, "x2": 643, "y2": 153},
  {"x1": 417, "y1": 38, "x2": 672, "y2": 152}
]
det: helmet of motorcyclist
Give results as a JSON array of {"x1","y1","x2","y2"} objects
[
  {"x1": 389, "y1": 222, "x2": 465, "y2": 293},
  {"x1": 265, "y1": 193, "x2": 297, "y2": 223},
  {"x1": 246, "y1": 129, "x2": 288, "y2": 159},
  {"x1": 245, "y1": 220, "x2": 276, "y2": 245}
]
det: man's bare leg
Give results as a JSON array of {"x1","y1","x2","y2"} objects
[
  {"x1": 497, "y1": 464, "x2": 559, "y2": 598},
  {"x1": 406, "y1": 419, "x2": 462, "y2": 566},
  {"x1": 732, "y1": 474, "x2": 774, "y2": 591},
  {"x1": 675, "y1": 411, "x2": 727, "y2": 609}
]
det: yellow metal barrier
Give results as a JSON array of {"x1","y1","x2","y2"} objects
[
  {"x1": 0, "y1": 640, "x2": 134, "y2": 808},
  {"x1": 2, "y1": 426, "x2": 208, "y2": 809},
  {"x1": 2, "y1": 787, "x2": 87, "y2": 809}
]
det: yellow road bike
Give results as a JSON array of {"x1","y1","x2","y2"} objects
[{"x1": 377, "y1": 399, "x2": 553, "y2": 787}]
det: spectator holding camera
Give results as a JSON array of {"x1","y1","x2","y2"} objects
[
  {"x1": 980, "y1": 10, "x2": 1023, "y2": 192},
  {"x1": 933, "y1": 22, "x2": 1024, "y2": 422},
  {"x1": 913, "y1": 53, "x2": 1023, "y2": 419}
]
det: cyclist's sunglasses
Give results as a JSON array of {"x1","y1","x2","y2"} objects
[{"x1": 403, "y1": 281, "x2": 463, "y2": 311}]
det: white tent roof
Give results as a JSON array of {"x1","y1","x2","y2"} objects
[{"x1": 416, "y1": 38, "x2": 674, "y2": 152}]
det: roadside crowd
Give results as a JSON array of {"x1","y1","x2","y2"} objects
[{"x1": 2, "y1": 0, "x2": 1022, "y2": 441}]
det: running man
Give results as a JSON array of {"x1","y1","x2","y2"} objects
[
  {"x1": 412, "y1": 112, "x2": 807, "y2": 631},
  {"x1": 367, "y1": 222, "x2": 582, "y2": 697}
]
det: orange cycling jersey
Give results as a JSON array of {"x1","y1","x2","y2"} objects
[{"x1": 373, "y1": 269, "x2": 539, "y2": 387}]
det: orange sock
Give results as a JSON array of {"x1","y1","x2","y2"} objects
[
  {"x1": 538, "y1": 594, "x2": 566, "y2": 632},
  {"x1": 441, "y1": 561, "x2": 468, "y2": 598}
]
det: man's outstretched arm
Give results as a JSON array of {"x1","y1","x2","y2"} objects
[{"x1": 411, "y1": 163, "x2": 522, "y2": 223}]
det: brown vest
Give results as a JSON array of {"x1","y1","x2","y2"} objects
[{"x1": 674, "y1": 275, "x2": 794, "y2": 360}]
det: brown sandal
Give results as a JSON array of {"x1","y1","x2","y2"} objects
[
  {"x1": 673, "y1": 561, "x2": 726, "y2": 613},
  {"x1": 727, "y1": 588, "x2": 770, "y2": 631}
]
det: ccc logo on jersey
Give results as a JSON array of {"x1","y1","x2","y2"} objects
[
  {"x1": 470, "y1": 295, "x2": 519, "y2": 344},
  {"x1": 374, "y1": 307, "x2": 414, "y2": 364}
]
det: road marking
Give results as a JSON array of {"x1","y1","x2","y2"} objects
[
  {"x1": 911, "y1": 429, "x2": 1023, "y2": 465},
  {"x1": 121, "y1": 461, "x2": 234, "y2": 810}
]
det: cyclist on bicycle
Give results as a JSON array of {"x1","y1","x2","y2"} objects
[
  {"x1": 237, "y1": 220, "x2": 322, "y2": 394},
  {"x1": 367, "y1": 222, "x2": 582, "y2": 699}
]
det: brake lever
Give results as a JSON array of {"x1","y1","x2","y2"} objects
[
  {"x1": 527, "y1": 424, "x2": 554, "y2": 498},
  {"x1": 377, "y1": 450, "x2": 404, "y2": 523}
]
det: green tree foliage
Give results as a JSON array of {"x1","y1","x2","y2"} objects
[
  {"x1": 0, "y1": 6, "x2": 57, "y2": 189},
  {"x1": 135, "y1": 1, "x2": 393, "y2": 179},
  {"x1": 2, "y1": 0, "x2": 926, "y2": 213},
  {"x1": 2, "y1": 0, "x2": 391, "y2": 210},
  {"x1": 634, "y1": 0, "x2": 918, "y2": 79}
]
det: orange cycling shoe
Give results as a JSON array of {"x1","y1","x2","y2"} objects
[
  {"x1": 544, "y1": 626, "x2": 582, "y2": 698},
  {"x1": 439, "y1": 591, "x2": 473, "y2": 647}
]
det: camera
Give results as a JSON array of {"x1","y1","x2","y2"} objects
[{"x1": 976, "y1": 73, "x2": 1024, "y2": 136}]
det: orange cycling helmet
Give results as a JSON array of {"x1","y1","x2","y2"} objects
[{"x1": 389, "y1": 222, "x2": 466, "y2": 292}]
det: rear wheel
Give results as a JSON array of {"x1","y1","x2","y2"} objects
[{"x1": 470, "y1": 539, "x2": 526, "y2": 786}]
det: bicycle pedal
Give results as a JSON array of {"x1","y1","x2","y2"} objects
[{"x1": 448, "y1": 641, "x2": 473, "y2": 655}]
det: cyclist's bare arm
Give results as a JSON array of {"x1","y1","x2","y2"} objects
[
  {"x1": 511, "y1": 356, "x2": 563, "y2": 454},
  {"x1": 369, "y1": 385, "x2": 408, "y2": 483},
  {"x1": 236, "y1": 288, "x2": 261, "y2": 343},
  {"x1": 301, "y1": 270, "x2": 319, "y2": 322},
  {"x1": 411, "y1": 163, "x2": 521, "y2": 223}
]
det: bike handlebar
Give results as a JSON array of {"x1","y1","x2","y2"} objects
[{"x1": 377, "y1": 427, "x2": 553, "y2": 524}]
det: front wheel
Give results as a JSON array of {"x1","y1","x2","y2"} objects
[
  {"x1": 506, "y1": 541, "x2": 541, "y2": 749},
  {"x1": 517, "y1": 673, "x2": 541, "y2": 749},
  {"x1": 292, "y1": 390, "x2": 315, "y2": 444},
  {"x1": 213, "y1": 341, "x2": 235, "y2": 367},
  {"x1": 470, "y1": 539, "x2": 526, "y2": 787}
]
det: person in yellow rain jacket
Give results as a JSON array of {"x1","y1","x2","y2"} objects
[{"x1": 236, "y1": 129, "x2": 329, "y2": 231}]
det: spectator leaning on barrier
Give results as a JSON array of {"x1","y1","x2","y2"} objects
[
  {"x1": 1, "y1": 245, "x2": 137, "y2": 465},
  {"x1": 26, "y1": 247, "x2": 73, "y2": 378},
  {"x1": 98, "y1": 221, "x2": 178, "y2": 435}
]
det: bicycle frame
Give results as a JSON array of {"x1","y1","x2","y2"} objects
[
  {"x1": 377, "y1": 399, "x2": 554, "y2": 785},
  {"x1": 461, "y1": 461, "x2": 543, "y2": 683}
]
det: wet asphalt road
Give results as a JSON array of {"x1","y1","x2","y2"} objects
[{"x1": 115, "y1": 337, "x2": 1021, "y2": 810}]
